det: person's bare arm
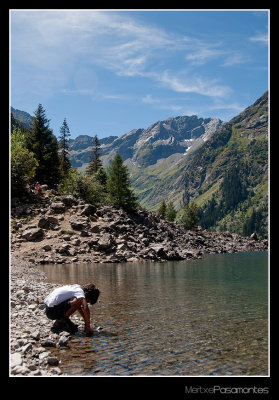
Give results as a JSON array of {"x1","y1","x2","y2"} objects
[{"x1": 80, "y1": 298, "x2": 93, "y2": 336}]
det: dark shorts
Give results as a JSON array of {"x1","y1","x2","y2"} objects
[{"x1": 45, "y1": 299, "x2": 71, "y2": 320}]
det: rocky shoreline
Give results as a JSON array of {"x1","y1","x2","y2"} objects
[
  {"x1": 11, "y1": 190, "x2": 267, "y2": 266},
  {"x1": 10, "y1": 190, "x2": 268, "y2": 376},
  {"x1": 10, "y1": 265, "x2": 64, "y2": 376}
]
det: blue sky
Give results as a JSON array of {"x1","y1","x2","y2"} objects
[{"x1": 10, "y1": 9, "x2": 269, "y2": 139}]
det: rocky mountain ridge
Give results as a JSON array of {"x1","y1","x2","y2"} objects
[
  {"x1": 11, "y1": 106, "x2": 222, "y2": 172},
  {"x1": 11, "y1": 107, "x2": 34, "y2": 129},
  {"x1": 70, "y1": 115, "x2": 223, "y2": 169}
]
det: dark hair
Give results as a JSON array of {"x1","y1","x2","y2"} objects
[{"x1": 82, "y1": 283, "x2": 100, "y2": 304}]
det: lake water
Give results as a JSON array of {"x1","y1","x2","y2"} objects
[{"x1": 39, "y1": 251, "x2": 268, "y2": 376}]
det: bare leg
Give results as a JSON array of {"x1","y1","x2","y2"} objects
[
  {"x1": 64, "y1": 297, "x2": 83, "y2": 317},
  {"x1": 63, "y1": 297, "x2": 93, "y2": 336}
]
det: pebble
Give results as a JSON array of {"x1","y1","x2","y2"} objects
[
  {"x1": 58, "y1": 336, "x2": 69, "y2": 347},
  {"x1": 10, "y1": 352, "x2": 22, "y2": 368},
  {"x1": 47, "y1": 356, "x2": 60, "y2": 366}
]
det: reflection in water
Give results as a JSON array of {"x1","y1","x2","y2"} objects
[{"x1": 39, "y1": 252, "x2": 268, "y2": 376}]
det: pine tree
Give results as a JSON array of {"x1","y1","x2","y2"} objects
[
  {"x1": 58, "y1": 118, "x2": 71, "y2": 177},
  {"x1": 86, "y1": 134, "x2": 108, "y2": 187},
  {"x1": 157, "y1": 200, "x2": 166, "y2": 219},
  {"x1": 107, "y1": 153, "x2": 138, "y2": 212},
  {"x1": 165, "y1": 201, "x2": 176, "y2": 222},
  {"x1": 178, "y1": 202, "x2": 199, "y2": 230},
  {"x1": 45, "y1": 135, "x2": 61, "y2": 187},
  {"x1": 95, "y1": 167, "x2": 108, "y2": 187},
  {"x1": 28, "y1": 104, "x2": 60, "y2": 187},
  {"x1": 86, "y1": 135, "x2": 103, "y2": 175}
]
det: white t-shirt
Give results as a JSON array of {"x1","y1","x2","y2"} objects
[{"x1": 44, "y1": 284, "x2": 85, "y2": 307}]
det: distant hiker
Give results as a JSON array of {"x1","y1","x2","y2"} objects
[
  {"x1": 44, "y1": 283, "x2": 100, "y2": 336},
  {"x1": 27, "y1": 179, "x2": 36, "y2": 193}
]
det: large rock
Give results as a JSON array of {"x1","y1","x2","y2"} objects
[
  {"x1": 38, "y1": 216, "x2": 59, "y2": 230},
  {"x1": 90, "y1": 225, "x2": 100, "y2": 233},
  {"x1": 97, "y1": 234, "x2": 115, "y2": 252},
  {"x1": 80, "y1": 204, "x2": 96, "y2": 217},
  {"x1": 69, "y1": 219, "x2": 90, "y2": 231},
  {"x1": 49, "y1": 202, "x2": 65, "y2": 214},
  {"x1": 37, "y1": 217, "x2": 50, "y2": 229},
  {"x1": 150, "y1": 245, "x2": 166, "y2": 258},
  {"x1": 61, "y1": 196, "x2": 78, "y2": 208},
  {"x1": 22, "y1": 228, "x2": 44, "y2": 241}
]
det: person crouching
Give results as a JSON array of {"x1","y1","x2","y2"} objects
[{"x1": 44, "y1": 283, "x2": 100, "y2": 336}]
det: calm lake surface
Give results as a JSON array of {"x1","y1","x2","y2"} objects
[{"x1": 39, "y1": 251, "x2": 268, "y2": 376}]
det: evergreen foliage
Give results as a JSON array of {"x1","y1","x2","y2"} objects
[
  {"x1": 107, "y1": 153, "x2": 138, "y2": 212},
  {"x1": 165, "y1": 201, "x2": 176, "y2": 222},
  {"x1": 177, "y1": 202, "x2": 199, "y2": 230},
  {"x1": 197, "y1": 195, "x2": 220, "y2": 229},
  {"x1": 86, "y1": 135, "x2": 103, "y2": 175},
  {"x1": 95, "y1": 167, "x2": 108, "y2": 187},
  {"x1": 220, "y1": 168, "x2": 248, "y2": 212},
  {"x1": 243, "y1": 204, "x2": 268, "y2": 238},
  {"x1": 27, "y1": 104, "x2": 60, "y2": 187},
  {"x1": 85, "y1": 134, "x2": 108, "y2": 187},
  {"x1": 157, "y1": 200, "x2": 166, "y2": 219},
  {"x1": 58, "y1": 118, "x2": 71, "y2": 177},
  {"x1": 85, "y1": 135, "x2": 108, "y2": 190},
  {"x1": 198, "y1": 168, "x2": 249, "y2": 230}
]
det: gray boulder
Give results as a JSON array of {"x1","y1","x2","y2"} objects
[
  {"x1": 97, "y1": 234, "x2": 115, "y2": 252},
  {"x1": 70, "y1": 219, "x2": 90, "y2": 231},
  {"x1": 38, "y1": 217, "x2": 50, "y2": 229},
  {"x1": 38, "y1": 216, "x2": 59, "y2": 230},
  {"x1": 50, "y1": 202, "x2": 65, "y2": 214},
  {"x1": 22, "y1": 228, "x2": 44, "y2": 241},
  {"x1": 61, "y1": 196, "x2": 78, "y2": 208},
  {"x1": 80, "y1": 204, "x2": 96, "y2": 216}
]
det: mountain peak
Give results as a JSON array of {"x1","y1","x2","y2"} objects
[
  {"x1": 11, "y1": 106, "x2": 33, "y2": 129},
  {"x1": 69, "y1": 115, "x2": 223, "y2": 169}
]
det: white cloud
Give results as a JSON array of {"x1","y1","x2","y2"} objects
[
  {"x1": 11, "y1": 10, "x2": 176, "y2": 83},
  {"x1": 153, "y1": 70, "x2": 230, "y2": 98},
  {"x1": 249, "y1": 33, "x2": 268, "y2": 44},
  {"x1": 11, "y1": 10, "x2": 233, "y2": 101},
  {"x1": 221, "y1": 53, "x2": 250, "y2": 67},
  {"x1": 185, "y1": 47, "x2": 225, "y2": 66}
]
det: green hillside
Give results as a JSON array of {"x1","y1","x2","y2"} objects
[
  {"x1": 129, "y1": 154, "x2": 189, "y2": 210},
  {"x1": 182, "y1": 91, "x2": 268, "y2": 238},
  {"x1": 130, "y1": 91, "x2": 268, "y2": 238}
]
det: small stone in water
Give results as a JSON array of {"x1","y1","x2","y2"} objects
[{"x1": 47, "y1": 356, "x2": 59, "y2": 366}]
